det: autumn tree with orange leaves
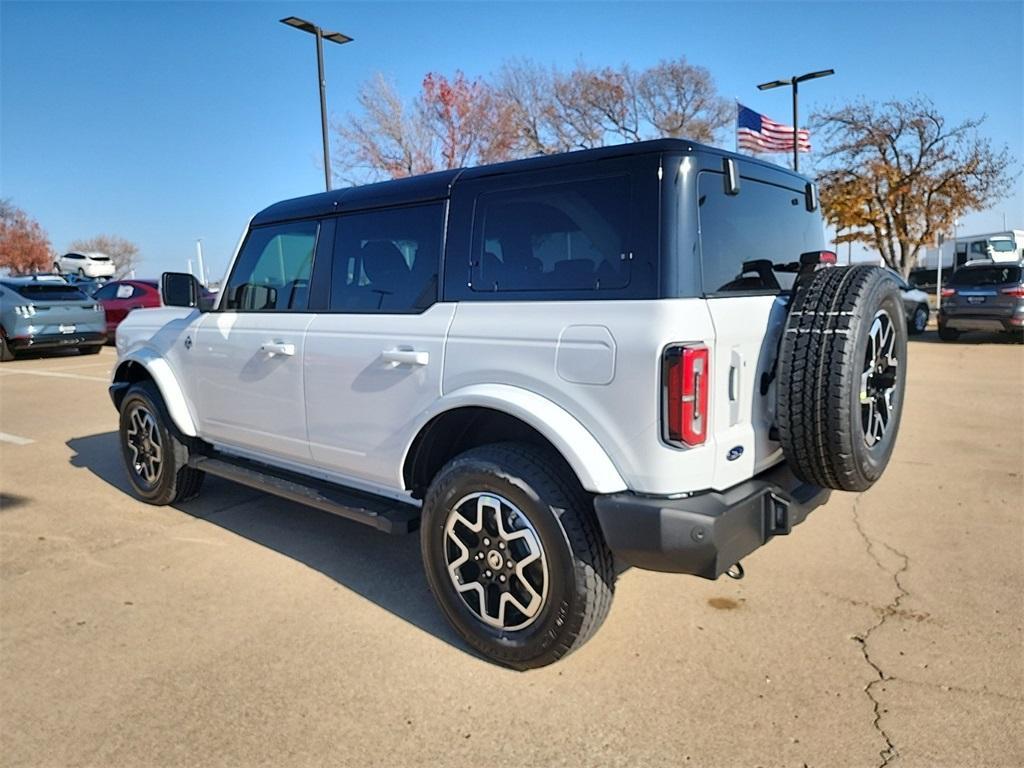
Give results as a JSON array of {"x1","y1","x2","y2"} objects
[
  {"x1": 813, "y1": 98, "x2": 1015, "y2": 277},
  {"x1": 0, "y1": 200, "x2": 51, "y2": 275}
]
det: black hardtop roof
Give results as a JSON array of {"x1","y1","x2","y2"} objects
[{"x1": 251, "y1": 138, "x2": 809, "y2": 226}]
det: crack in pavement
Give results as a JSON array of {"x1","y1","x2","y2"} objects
[{"x1": 851, "y1": 493, "x2": 910, "y2": 768}]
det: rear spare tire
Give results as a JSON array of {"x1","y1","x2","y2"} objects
[{"x1": 777, "y1": 265, "x2": 907, "y2": 492}]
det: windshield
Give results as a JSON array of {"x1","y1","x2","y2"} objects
[
  {"x1": 949, "y1": 265, "x2": 1022, "y2": 286},
  {"x1": 0, "y1": 281, "x2": 89, "y2": 301},
  {"x1": 989, "y1": 239, "x2": 1016, "y2": 253}
]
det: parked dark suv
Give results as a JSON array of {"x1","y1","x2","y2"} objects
[{"x1": 938, "y1": 263, "x2": 1024, "y2": 341}]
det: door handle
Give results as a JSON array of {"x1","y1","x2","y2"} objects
[
  {"x1": 260, "y1": 341, "x2": 295, "y2": 357},
  {"x1": 381, "y1": 348, "x2": 429, "y2": 366}
]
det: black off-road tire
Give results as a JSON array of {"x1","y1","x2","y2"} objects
[
  {"x1": 118, "y1": 381, "x2": 204, "y2": 505},
  {"x1": 777, "y1": 266, "x2": 907, "y2": 492},
  {"x1": 420, "y1": 442, "x2": 615, "y2": 670},
  {"x1": 938, "y1": 324, "x2": 960, "y2": 342}
]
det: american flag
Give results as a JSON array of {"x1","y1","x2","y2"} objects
[{"x1": 736, "y1": 103, "x2": 811, "y2": 154}]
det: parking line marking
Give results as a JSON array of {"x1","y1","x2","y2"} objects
[
  {"x1": 0, "y1": 369, "x2": 108, "y2": 382},
  {"x1": 0, "y1": 431, "x2": 35, "y2": 445}
]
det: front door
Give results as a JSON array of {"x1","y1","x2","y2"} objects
[
  {"x1": 191, "y1": 219, "x2": 321, "y2": 464},
  {"x1": 304, "y1": 201, "x2": 451, "y2": 493}
]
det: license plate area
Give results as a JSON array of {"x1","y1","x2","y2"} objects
[{"x1": 967, "y1": 296, "x2": 986, "y2": 305}]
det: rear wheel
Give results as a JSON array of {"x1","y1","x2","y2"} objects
[
  {"x1": 938, "y1": 324, "x2": 960, "y2": 342},
  {"x1": 910, "y1": 304, "x2": 929, "y2": 334},
  {"x1": 52, "y1": 262, "x2": 62, "y2": 274},
  {"x1": 420, "y1": 443, "x2": 615, "y2": 670},
  {"x1": 118, "y1": 382, "x2": 204, "y2": 505},
  {"x1": 777, "y1": 266, "x2": 907, "y2": 492}
]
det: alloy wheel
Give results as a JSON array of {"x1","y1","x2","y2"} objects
[
  {"x1": 859, "y1": 310, "x2": 899, "y2": 447},
  {"x1": 125, "y1": 404, "x2": 163, "y2": 486},
  {"x1": 443, "y1": 492, "x2": 549, "y2": 631}
]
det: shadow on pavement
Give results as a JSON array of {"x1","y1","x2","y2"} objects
[
  {"x1": 910, "y1": 329, "x2": 1022, "y2": 345},
  {"x1": 66, "y1": 431, "x2": 467, "y2": 655}
]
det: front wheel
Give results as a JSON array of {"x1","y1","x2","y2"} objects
[
  {"x1": 0, "y1": 335, "x2": 15, "y2": 362},
  {"x1": 118, "y1": 382, "x2": 204, "y2": 505},
  {"x1": 420, "y1": 443, "x2": 615, "y2": 670}
]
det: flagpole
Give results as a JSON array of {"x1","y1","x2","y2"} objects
[{"x1": 791, "y1": 80, "x2": 799, "y2": 172}]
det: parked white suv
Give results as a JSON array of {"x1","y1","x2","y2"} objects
[
  {"x1": 110, "y1": 139, "x2": 907, "y2": 669},
  {"x1": 54, "y1": 251, "x2": 116, "y2": 278}
]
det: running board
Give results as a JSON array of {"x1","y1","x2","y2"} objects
[{"x1": 188, "y1": 454, "x2": 420, "y2": 534}]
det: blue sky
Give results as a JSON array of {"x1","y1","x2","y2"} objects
[{"x1": 2, "y1": 1, "x2": 1021, "y2": 278}]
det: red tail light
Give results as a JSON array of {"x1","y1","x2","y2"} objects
[
  {"x1": 819, "y1": 250, "x2": 837, "y2": 265},
  {"x1": 664, "y1": 344, "x2": 709, "y2": 447},
  {"x1": 1000, "y1": 285, "x2": 1024, "y2": 298},
  {"x1": 940, "y1": 287, "x2": 956, "y2": 298}
]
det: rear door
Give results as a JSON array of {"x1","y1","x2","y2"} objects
[
  {"x1": 695, "y1": 165, "x2": 826, "y2": 489},
  {"x1": 303, "y1": 202, "x2": 452, "y2": 494}
]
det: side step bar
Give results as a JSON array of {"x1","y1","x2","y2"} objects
[{"x1": 188, "y1": 453, "x2": 420, "y2": 534}]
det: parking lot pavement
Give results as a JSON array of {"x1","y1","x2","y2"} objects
[{"x1": 1, "y1": 337, "x2": 1021, "y2": 768}]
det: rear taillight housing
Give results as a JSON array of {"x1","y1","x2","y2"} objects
[
  {"x1": 663, "y1": 344, "x2": 709, "y2": 447},
  {"x1": 940, "y1": 287, "x2": 956, "y2": 298},
  {"x1": 1000, "y1": 285, "x2": 1024, "y2": 298}
]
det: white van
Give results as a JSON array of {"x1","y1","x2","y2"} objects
[{"x1": 920, "y1": 230, "x2": 1024, "y2": 271}]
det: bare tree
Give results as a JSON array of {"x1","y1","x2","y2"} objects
[
  {"x1": 636, "y1": 58, "x2": 732, "y2": 143},
  {"x1": 333, "y1": 55, "x2": 734, "y2": 181},
  {"x1": 333, "y1": 73, "x2": 435, "y2": 182},
  {"x1": 814, "y1": 97, "x2": 1015, "y2": 277},
  {"x1": 68, "y1": 234, "x2": 140, "y2": 278}
]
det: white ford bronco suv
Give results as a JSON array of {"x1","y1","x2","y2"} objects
[{"x1": 111, "y1": 139, "x2": 907, "y2": 669}]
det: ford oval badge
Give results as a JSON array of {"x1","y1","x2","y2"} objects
[{"x1": 727, "y1": 445, "x2": 744, "y2": 461}]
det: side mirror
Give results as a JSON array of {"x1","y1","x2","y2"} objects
[{"x1": 161, "y1": 272, "x2": 203, "y2": 309}]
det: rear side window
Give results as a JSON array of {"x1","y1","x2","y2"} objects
[
  {"x1": 329, "y1": 203, "x2": 442, "y2": 313},
  {"x1": 950, "y1": 265, "x2": 1021, "y2": 286},
  {"x1": 225, "y1": 220, "x2": 319, "y2": 311},
  {"x1": 471, "y1": 176, "x2": 631, "y2": 292},
  {"x1": 697, "y1": 172, "x2": 825, "y2": 294}
]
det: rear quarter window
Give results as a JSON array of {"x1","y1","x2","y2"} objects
[
  {"x1": 0, "y1": 282, "x2": 88, "y2": 301},
  {"x1": 697, "y1": 172, "x2": 825, "y2": 295}
]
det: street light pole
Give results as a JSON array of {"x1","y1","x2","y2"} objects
[
  {"x1": 757, "y1": 69, "x2": 835, "y2": 173},
  {"x1": 280, "y1": 16, "x2": 354, "y2": 192},
  {"x1": 314, "y1": 27, "x2": 330, "y2": 192}
]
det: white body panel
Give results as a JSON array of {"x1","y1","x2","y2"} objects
[
  {"x1": 191, "y1": 311, "x2": 315, "y2": 463},
  {"x1": 303, "y1": 304, "x2": 456, "y2": 488},
  {"x1": 441, "y1": 299, "x2": 769, "y2": 495},
  {"x1": 115, "y1": 294, "x2": 786, "y2": 497}
]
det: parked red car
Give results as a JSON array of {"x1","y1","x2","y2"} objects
[{"x1": 93, "y1": 280, "x2": 161, "y2": 339}]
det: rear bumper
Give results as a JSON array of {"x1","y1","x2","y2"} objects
[
  {"x1": 939, "y1": 313, "x2": 1022, "y2": 332},
  {"x1": 8, "y1": 331, "x2": 106, "y2": 351},
  {"x1": 593, "y1": 462, "x2": 830, "y2": 579}
]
